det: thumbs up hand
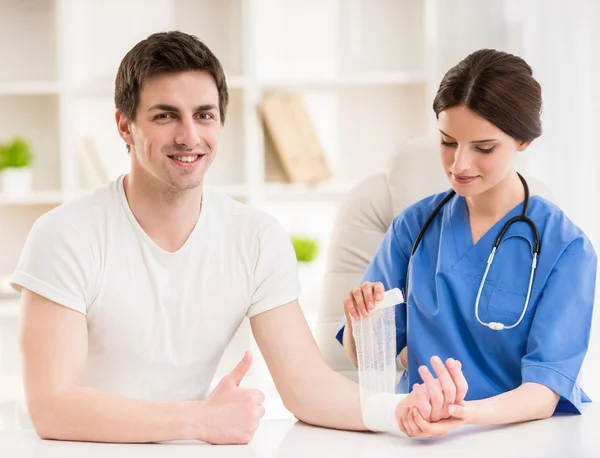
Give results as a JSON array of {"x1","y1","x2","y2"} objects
[{"x1": 195, "y1": 351, "x2": 266, "y2": 444}]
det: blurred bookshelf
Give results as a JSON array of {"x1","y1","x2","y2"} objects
[{"x1": 0, "y1": 0, "x2": 437, "y2": 399}]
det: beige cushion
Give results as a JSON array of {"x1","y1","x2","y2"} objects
[{"x1": 314, "y1": 136, "x2": 554, "y2": 379}]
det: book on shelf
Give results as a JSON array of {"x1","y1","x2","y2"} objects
[
  {"x1": 259, "y1": 93, "x2": 331, "y2": 183},
  {"x1": 76, "y1": 136, "x2": 110, "y2": 189}
]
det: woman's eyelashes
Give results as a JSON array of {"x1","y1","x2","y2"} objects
[
  {"x1": 440, "y1": 140, "x2": 496, "y2": 154},
  {"x1": 475, "y1": 145, "x2": 495, "y2": 154},
  {"x1": 441, "y1": 140, "x2": 457, "y2": 148}
]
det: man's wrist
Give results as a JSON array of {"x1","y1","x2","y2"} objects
[
  {"x1": 362, "y1": 392, "x2": 408, "y2": 435},
  {"x1": 178, "y1": 400, "x2": 204, "y2": 441}
]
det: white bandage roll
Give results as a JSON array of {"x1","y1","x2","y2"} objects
[{"x1": 352, "y1": 288, "x2": 405, "y2": 435}]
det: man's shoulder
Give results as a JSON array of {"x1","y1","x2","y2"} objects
[
  {"x1": 37, "y1": 179, "x2": 120, "y2": 236},
  {"x1": 206, "y1": 186, "x2": 279, "y2": 233}
]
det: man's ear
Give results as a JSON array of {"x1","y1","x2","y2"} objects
[{"x1": 115, "y1": 110, "x2": 135, "y2": 149}]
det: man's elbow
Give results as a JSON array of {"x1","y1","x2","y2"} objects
[
  {"x1": 28, "y1": 398, "x2": 66, "y2": 440},
  {"x1": 30, "y1": 410, "x2": 57, "y2": 440}
]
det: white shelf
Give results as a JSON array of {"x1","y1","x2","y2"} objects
[
  {"x1": 0, "y1": 373, "x2": 21, "y2": 405},
  {"x1": 0, "y1": 298, "x2": 19, "y2": 320},
  {"x1": 263, "y1": 181, "x2": 355, "y2": 200},
  {"x1": 213, "y1": 184, "x2": 248, "y2": 198},
  {"x1": 259, "y1": 71, "x2": 427, "y2": 90},
  {"x1": 0, "y1": 81, "x2": 61, "y2": 96},
  {"x1": 0, "y1": 191, "x2": 63, "y2": 206},
  {"x1": 74, "y1": 74, "x2": 248, "y2": 97}
]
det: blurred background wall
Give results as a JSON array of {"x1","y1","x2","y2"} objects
[{"x1": 0, "y1": 0, "x2": 598, "y2": 425}]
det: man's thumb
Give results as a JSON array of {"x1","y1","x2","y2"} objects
[{"x1": 227, "y1": 350, "x2": 252, "y2": 386}]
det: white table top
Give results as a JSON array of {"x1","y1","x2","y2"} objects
[{"x1": 0, "y1": 403, "x2": 598, "y2": 458}]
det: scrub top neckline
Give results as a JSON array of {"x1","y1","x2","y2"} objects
[{"x1": 452, "y1": 194, "x2": 528, "y2": 262}]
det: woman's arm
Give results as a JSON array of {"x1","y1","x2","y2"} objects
[
  {"x1": 400, "y1": 379, "x2": 560, "y2": 438},
  {"x1": 456, "y1": 382, "x2": 560, "y2": 425}
]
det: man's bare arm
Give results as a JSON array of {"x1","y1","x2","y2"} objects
[{"x1": 20, "y1": 289, "x2": 263, "y2": 444}]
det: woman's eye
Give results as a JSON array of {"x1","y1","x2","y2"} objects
[
  {"x1": 476, "y1": 146, "x2": 495, "y2": 154},
  {"x1": 441, "y1": 140, "x2": 457, "y2": 147}
]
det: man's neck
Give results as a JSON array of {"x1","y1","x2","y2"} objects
[{"x1": 123, "y1": 173, "x2": 203, "y2": 252}]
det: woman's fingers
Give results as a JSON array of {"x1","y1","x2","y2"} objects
[
  {"x1": 373, "y1": 282, "x2": 385, "y2": 302},
  {"x1": 431, "y1": 355, "x2": 457, "y2": 409},
  {"x1": 343, "y1": 292, "x2": 360, "y2": 321},
  {"x1": 418, "y1": 365, "x2": 444, "y2": 419},
  {"x1": 361, "y1": 282, "x2": 375, "y2": 312},
  {"x1": 446, "y1": 358, "x2": 469, "y2": 404}
]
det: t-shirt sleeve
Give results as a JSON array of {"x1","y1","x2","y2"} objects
[
  {"x1": 10, "y1": 212, "x2": 97, "y2": 315},
  {"x1": 335, "y1": 216, "x2": 411, "y2": 355},
  {"x1": 246, "y1": 217, "x2": 301, "y2": 317},
  {"x1": 521, "y1": 236, "x2": 597, "y2": 414}
]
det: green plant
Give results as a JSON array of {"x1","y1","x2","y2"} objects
[
  {"x1": 0, "y1": 137, "x2": 33, "y2": 169},
  {"x1": 291, "y1": 236, "x2": 319, "y2": 263}
]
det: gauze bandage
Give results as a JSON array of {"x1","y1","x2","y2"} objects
[{"x1": 352, "y1": 288, "x2": 407, "y2": 435}]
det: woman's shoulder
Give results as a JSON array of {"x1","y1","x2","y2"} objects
[
  {"x1": 530, "y1": 196, "x2": 597, "y2": 259},
  {"x1": 391, "y1": 190, "x2": 453, "y2": 232}
]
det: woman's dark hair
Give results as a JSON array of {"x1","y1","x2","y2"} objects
[
  {"x1": 433, "y1": 49, "x2": 542, "y2": 142},
  {"x1": 115, "y1": 30, "x2": 229, "y2": 125}
]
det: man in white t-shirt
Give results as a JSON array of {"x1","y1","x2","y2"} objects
[{"x1": 11, "y1": 31, "x2": 468, "y2": 444}]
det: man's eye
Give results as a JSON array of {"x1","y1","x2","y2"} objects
[
  {"x1": 197, "y1": 113, "x2": 214, "y2": 120},
  {"x1": 154, "y1": 113, "x2": 173, "y2": 120}
]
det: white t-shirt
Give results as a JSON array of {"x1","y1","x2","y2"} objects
[{"x1": 10, "y1": 175, "x2": 300, "y2": 426}]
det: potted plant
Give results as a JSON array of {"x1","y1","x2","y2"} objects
[
  {"x1": 291, "y1": 235, "x2": 324, "y2": 314},
  {"x1": 291, "y1": 236, "x2": 319, "y2": 263},
  {"x1": 0, "y1": 137, "x2": 34, "y2": 195}
]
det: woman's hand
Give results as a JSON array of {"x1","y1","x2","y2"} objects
[
  {"x1": 343, "y1": 281, "x2": 385, "y2": 320},
  {"x1": 396, "y1": 355, "x2": 469, "y2": 432},
  {"x1": 418, "y1": 356, "x2": 468, "y2": 422}
]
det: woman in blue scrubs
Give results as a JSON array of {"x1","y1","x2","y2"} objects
[{"x1": 336, "y1": 49, "x2": 597, "y2": 437}]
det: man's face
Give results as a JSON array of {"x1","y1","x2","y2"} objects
[{"x1": 121, "y1": 70, "x2": 222, "y2": 192}]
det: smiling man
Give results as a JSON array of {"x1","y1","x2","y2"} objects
[{"x1": 11, "y1": 31, "x2": 467, "y2": 444}]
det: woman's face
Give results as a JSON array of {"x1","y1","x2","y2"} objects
[{"x1": 438, "y1": 105, "x2": 529, "y2": 198}]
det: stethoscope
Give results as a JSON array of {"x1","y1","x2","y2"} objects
[{"x1": 405, "y1": 173, "x2": 541, "y2": 331}]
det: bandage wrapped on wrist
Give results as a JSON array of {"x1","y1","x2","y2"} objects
[
  {"x1": 352, "y1": 288, "x2": 406, "y2": 436},
  {"x1": 362, "y1": 392, "x2": 408, "y2": 435}
]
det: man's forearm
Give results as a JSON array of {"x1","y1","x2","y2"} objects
[
  {"x1": 281, "y1": 363, "x2": 368, "y2": 431},
  {"x1": 30, "y1": 386, "x2": 197, "y2": 443},
  {"x1": 466, "y1": 382, "x2": 560, "y2": 425}
]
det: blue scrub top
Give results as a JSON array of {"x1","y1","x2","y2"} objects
[{"x1": 336, "y1": 191, "x2": 597, "y2": 414}]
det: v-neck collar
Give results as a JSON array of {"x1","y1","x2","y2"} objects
[
  {"x1": 449, "y1": 195, "x2": 526, "y2": 265},
  {"x1": 117, "y1": 175, "x2": 208, "y2": 257}
]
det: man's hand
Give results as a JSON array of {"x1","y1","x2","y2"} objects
[
  {"x1": 196, "y1": 351, "x2": 266, "y2": 444},
  {"x1": 401, "y1": 402, "x2": 475, "y2": 438}
]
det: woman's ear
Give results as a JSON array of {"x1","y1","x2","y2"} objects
[{"x1": 517, "y1": 140, "x2": 532, "y2": 152}]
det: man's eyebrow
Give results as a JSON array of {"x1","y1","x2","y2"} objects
[{"x1": 148, "y1": 104, "x2": 218, "y2": 112}]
